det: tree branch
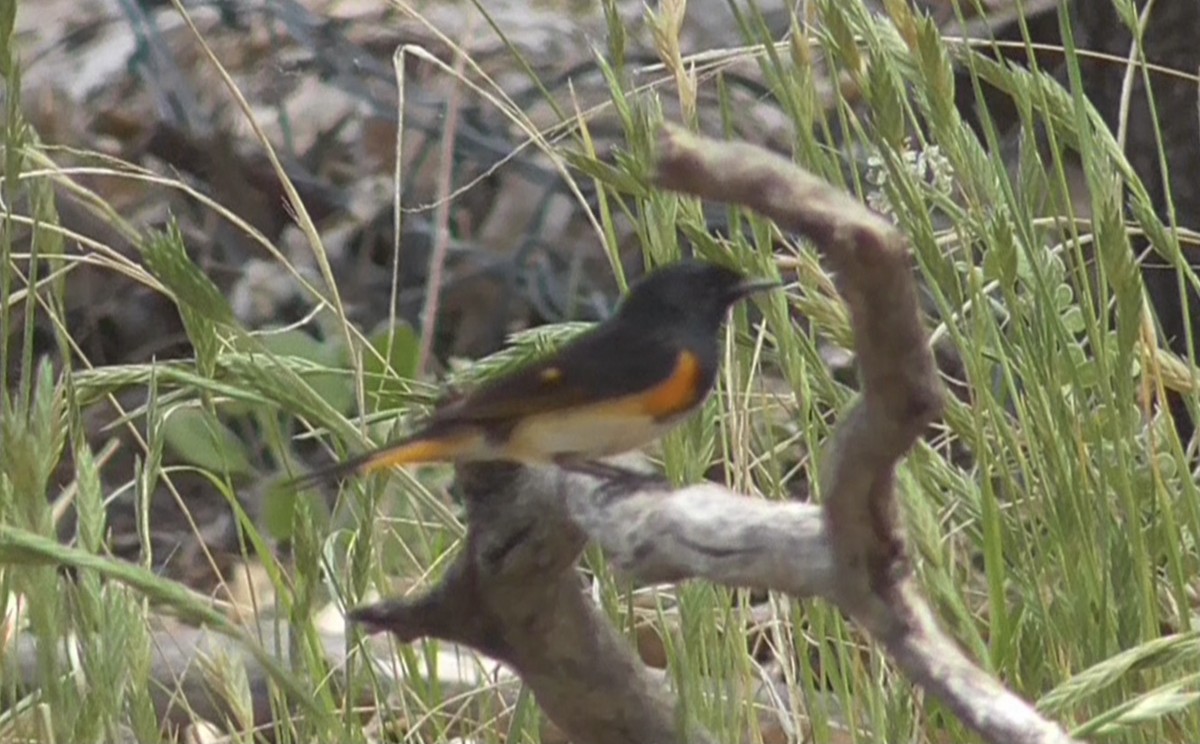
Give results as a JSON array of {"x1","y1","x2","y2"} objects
[
  {"x1": 652, "y1": 123, "x2": 1078, "y2": 744},
  {"x1": 349, "y1": 125, "x2": 1083, "y2": 744},
  {"x1": 351, "y1": 463, "x2": 707, "y2": 744}
]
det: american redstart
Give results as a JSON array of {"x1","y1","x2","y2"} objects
[{"x1": 290, "y1": 259, "x2": 778, "y2": 486}]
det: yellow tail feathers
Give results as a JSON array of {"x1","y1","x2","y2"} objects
[
  {"x1": 356, "y1": 437, "x2": 468, "y2": 474},
  {"x1": 287, "y1": 431, "x2": 478, "y2": 489}
]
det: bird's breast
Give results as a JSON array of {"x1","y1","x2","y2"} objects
[{"x1": 501, "y1": 403, "x2": 697, "y2": 462}]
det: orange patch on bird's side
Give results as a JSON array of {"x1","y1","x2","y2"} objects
[
  {"x1": 638, "y1": 349, "x2": 703, "y2": 418},
  {"x1": 540, "y1": 367, "x2": 563, "y2": 383}
]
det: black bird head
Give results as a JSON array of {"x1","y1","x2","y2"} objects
[{"x1": 615, "y1": 259, "x2": 778, "y2": 334}]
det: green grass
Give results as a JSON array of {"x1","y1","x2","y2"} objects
[{"x1": 2, "y1": 0, "x2": 1199, "y2": 742}]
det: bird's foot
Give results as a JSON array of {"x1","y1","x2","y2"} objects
[{"x1": 552, "y1": 456, "x2": 669, "y2": 496}]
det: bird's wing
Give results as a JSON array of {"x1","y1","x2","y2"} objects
[{"x1": 432, "y1": 324, "x2": 685, "y2": 425}]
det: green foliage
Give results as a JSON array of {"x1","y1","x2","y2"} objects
[
  {"x1": 142, "y1": 220, "x2": 237, "y2": 376},
  {"x1": 260, "y1": 327, "x2": 358, "y2": 414},
  {"x1": 161, "y1": 405, "x2": 257, "y2": 477},
  {"x1": 362, "y1": 321, "x2": 421, "y2": 412},
  {"x1": 2, "y1": 0, "x2": 1199, "y2": 741}
]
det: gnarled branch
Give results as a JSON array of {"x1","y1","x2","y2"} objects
[{"x1": 350, "y1": 125, "x2": 1082, "y2": 744}]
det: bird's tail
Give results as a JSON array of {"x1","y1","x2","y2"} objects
[{"x1": 285, "y1": 425, "x2": 478, "y2": 490}]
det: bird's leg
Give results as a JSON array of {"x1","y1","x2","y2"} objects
[{"x1": 552, "y1": 455, "x2": 669, "y2": 496}]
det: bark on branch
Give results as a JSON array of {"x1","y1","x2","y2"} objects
[{"x1": 349, "y1": 125, "x2": 1083, "y2": 744}]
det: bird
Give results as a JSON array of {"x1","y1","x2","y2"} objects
[{"x1": 288, "y1": 258, "x2": 778, "y2": 487}]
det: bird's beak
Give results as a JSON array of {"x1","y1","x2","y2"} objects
[{"x1": 728, "y1": 278, "x2": 781, "y2": 301}]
